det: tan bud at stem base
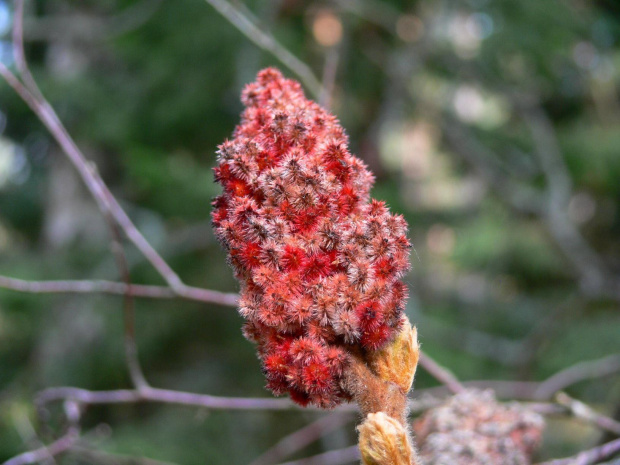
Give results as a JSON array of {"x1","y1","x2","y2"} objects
[
  {"x1": 368, "y1": 317, "x2": 419, "y2": 393},
  {"x1": 358, "y1": 412, "x2": 418, "y2": 465}
]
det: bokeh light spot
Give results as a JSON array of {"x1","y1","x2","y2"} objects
[
  {"x1": 312, "y1": 10, "x2": 342, "y2": 48},
  {"x1": 396, "y1": 14, "x2": 424, "y2": 43}
]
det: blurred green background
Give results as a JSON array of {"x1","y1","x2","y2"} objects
[{"x1": 0, "y1": 0, "x2": 619, "y2": 463}]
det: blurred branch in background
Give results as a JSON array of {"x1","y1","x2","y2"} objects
[
  {"x1": 249, "y1": 413, "x2": 353, "y2": 465},
  {"x1": 36, "y1": 386, "x2": 301, "y2": 411},
  {"x1": 203, "y1": 0, "x2": 323, "y2": 99},
  {"x1": 387, "y1": 42, "x2": 620, "y2": 304},
  {"x1": 0, "y1": 59, "x2": 190, "y2": 294},
  {"x1": 553, "y1": 392, "x2": 620, "y2": 437},
  {"x1": 65, "y1": 447, "x2": 180, "y2": 465},
  {"x1": 0, "y1": 275, "x2": 238, "y2": 305},
  {"x1": 23, "y1": 0, "x2": 164, "y2": 42},
  {"x1": 418, "y1": 352, "x2": 465, "y2": 394},
  {"x1": 275, "y1": 445, "x2": 360, "y2": 465},
  {"x1": 535, "y1": 354, "x2": 620, "y2": 401},
  {"x1": 3, "y1": 401, "x2": 80, "y2": 465},
  {"x1": 537, "y1": 438, "x2": 620, "y2": 465},
  {"x1": 516, "y1": 99, "x2": 618, "y2": 298}
]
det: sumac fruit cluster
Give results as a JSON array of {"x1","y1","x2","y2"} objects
[{"x1": 212, "y1": 68, "x2": 411, "y2": 408}]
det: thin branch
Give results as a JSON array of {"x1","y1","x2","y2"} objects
[
  {"x1": 82, "y1": 0, "x2": 164, "y2": 39},
  {"x1": 276, "y1": 445, "x2": 360, "y2": 465},
  {"x1": 36, "y1": 386, "x2": 306, "y2": 411},
  {"x1": 528, "y1": 398, "x2": 620, "y2": 438},
  {"x1": 34, "y1": 385, "x2": 441, "y2": 418},
  {"x1": 2, "y1": 430, "x2": 78, "y2": 465},
  {"x1": 203, "y1": 0, "x2": 323, "y2": 98},
  {"x1": 441, "y1": 110, "x2": 620, "y2": 301},
  {"x1": 250, "y1": 413, "x2": 353, "y2": 465},
  {"x1": 414, "y1": 354, "x2": 620, "y2": 403},
  {"x1": 0, "y1": 62, "x2": 208, "y2": 301},
  {"x1": 555, "y1": 392, "x2": 620, "y2": 436},
  {"x1": 0, "y1": 275, "x2": 238, "y2": 307},
  {"x1": 439, "y1": 116, "x2": 543, "y2": 215},
  {"x1": 412, "y1": 380, "x2": 540, "y2": 401},
  {"x1": 12, "y1": 0, "x2": 153, "y2": 394},
  {"x1": 517, "y1": 99, "x2": 572, "y2": 202},
  {"x1": 418, "y1": 313, "x2": 524, "y2": 366},
  {"x1": 419, "y1": 351, "x2": 465, "y2": 394},
  {"x1": 514, "y1": 295, "x2": 580, "y2": 380},
  {"x1": 411, "y1": 362, "x2": 620, "y2": 404},
  {"x1": 105, "y1": 219, "x2": 149, "y2": 389},
  {"x1": 534, "y1": 354, "x2": 620, "y2": 400},
  {"x1": 518, "y1": 100, "x2": 610, "y2": 294},
  {"x1": 12, "y1": 0, "x2": 27, "y2": 74},
  {"x1": 319, "y1": 48, "x2": 339, "y2": 110},
  {"x1": 387, "y1": 40, "x2": 620, "y2": 303},
  {"x1": 67, "y1": 446, "x2": 180, "y2": 465},
  {"x1": 12, "y1": 410, "x2": 56, "y2": 465},
  {"x1": 23, "y1": 0, "x2": 163, "y2": 42},
  {"x1": 333, "y1": 0, "x2": 399, "y2": 33},
  {"x1": 537, "y1": 437, "x2": 620, "y2": 465},
  {"x1": 12, "y1": 0, "x2": 44, "y2": 101},
  {"x1": 3, "y1": 402, "x2": 81, "y2": 465}
]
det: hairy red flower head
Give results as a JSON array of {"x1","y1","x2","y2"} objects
[{"x1": 212, "y1": 68, "x2": 411, "y2": 408}]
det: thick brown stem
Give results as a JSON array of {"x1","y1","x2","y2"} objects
[
  {"x1": 343, "y1": 316, "x2": 421, "y2": 464},
  {"x1": 345, "y1": 355, "x2": 409, "y2": 425}
]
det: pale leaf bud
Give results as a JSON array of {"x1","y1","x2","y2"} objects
[
  {"x1": 358, "y1": 412, "x2": 417, "y2": 465},
  {"x1": 368, "y1": 316, "x2": 419, "y2": 394}
]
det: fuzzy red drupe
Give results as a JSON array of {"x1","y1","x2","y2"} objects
[{"x1": 212, "y1": 68, "x2": 411, "y2": 408}]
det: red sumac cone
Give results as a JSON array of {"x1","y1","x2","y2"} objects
[{"x1": 212, "y1": 68, "x2": 411, "y2": 408}]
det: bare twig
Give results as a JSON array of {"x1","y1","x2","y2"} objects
[
  {"x1": 378, "y1": 32, "x2": 620, "y2": 303},
  {"x1": 439, "y1": 117, "x2": 543, "y2": 215},
  {"x1": 528, "y1": 397, "x2": 620, "y2": 438},
  {"x1": 250, "y1": 413, "x2": 353, "y2": 465},
  {"x1": 35, "y1": 386, "x2": 443, "y2": 417},
  {"x1": 12, "y1": 410, "x2": 56, "y2": 465},
  {"x1": 517, "y1": 100, "x2": 610, "y2": 295},
  {"x1": 319, "y1": 48, "x2": 339, "y2": 110},
  {"x1": 418, "y1": 313, "x2": 524, "y2": 366},
  {"x1": 276, "y1": 445, "x2": 360, "y2": 465},
  {"x1": 67, "y1": 446, "x2": 180, "y2": 465},
  {"x1": 2, "y1": 430, "x2": 78, "y2": 465},
  {"x1": 0, "y1": 64, "x2": 171, "y2": 280},
  {"x1": 333, "y1": 0, "x2": 399, "y2": 33},
  {"x1": 37, "y1": 386, "x2": 305, "y2": 411},
  {"x1": 203, "y1": 0, "x2": 323, "y2": 98},
  {"x1": 105, "y1": 219, "x2": 149, "y2": 389},
  {"x1": 3, "y1": 402, "x2": 81, "y2": 465},
  {"x1": 517, "y1": 99, "x2": 572, "y2": 202},
  {"x1": 11, "y1": 0, "x2": 154, "y2": 407},
  {"x1": 537, "y1": 437, "x2": 620, "y2": 465},
  {"x1": 535, "y1": 354, "x2": 620, "y2": 401},
  {"x1": 12, "y1": 0, "x2": 44, "y2": 100},
  {"x1": 419, "y1": 351, "x2": 465, "y2": 394},
  {"x1": 0, "y1": 62, "x2": 220, "y2": 302},
  {"x1": 414, "y1": 356, "x2": 620, "y2": 404},
  {"x1": 24, "y1": 0, "x2": 164, "y2": 41},
  {"x1": 555, "y1": 392, "x2": 620, "y2": 436},
  {"x1": 515, "y1": 295, "x2": 581, "y2": 380},
  {"x1": 441, "y1": 109, "x2": 620, "y2": 301},
  {"x1": 0, "y1": 275, "x2": 239, "y2": 306},
  {"x1": 412, "y1": 380, "x2": 540, "y2": 402}
]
